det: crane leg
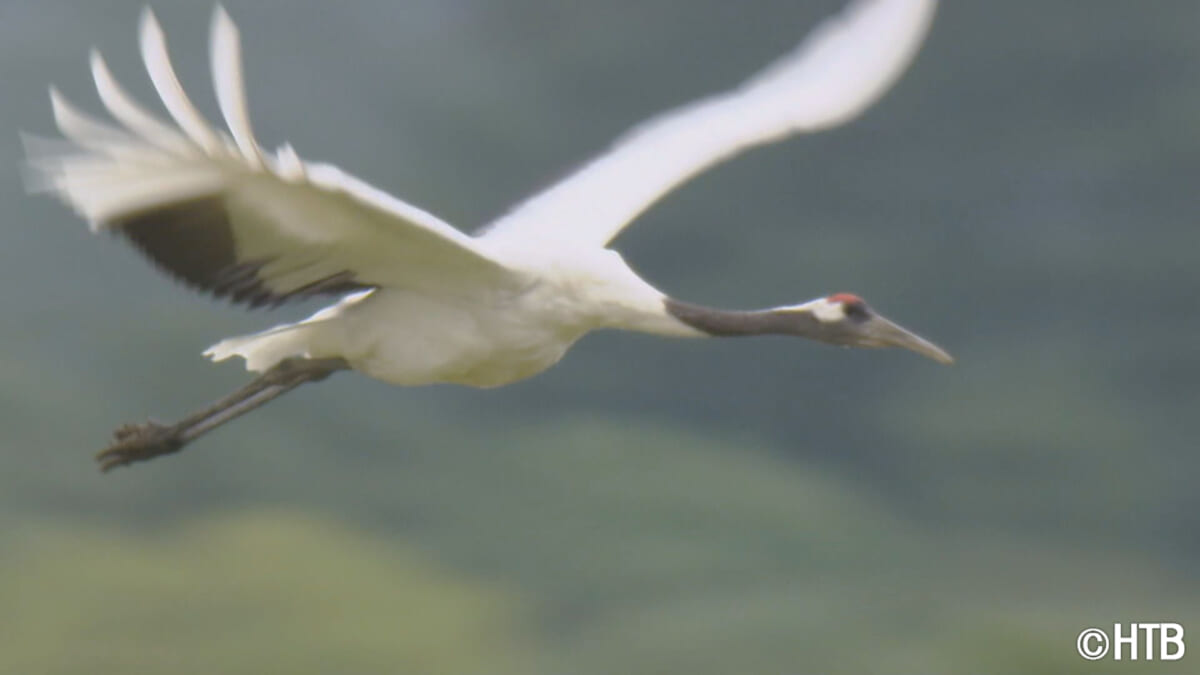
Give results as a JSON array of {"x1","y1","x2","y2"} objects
[{"x1": 95, "y1": 356, "x2": 349, "y2": 472}]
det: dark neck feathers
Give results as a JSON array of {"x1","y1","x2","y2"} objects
[{"x1": 664, "y1": 298, "x2": 813, "y2": 337}]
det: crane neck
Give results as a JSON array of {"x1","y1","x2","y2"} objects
[{"x1": 662, "y1": 298, "x2": 817, "y2": 337}]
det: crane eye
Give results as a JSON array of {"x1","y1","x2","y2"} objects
[{"x1": 842, "y1": 301, "x2": 870, "y2": 321}]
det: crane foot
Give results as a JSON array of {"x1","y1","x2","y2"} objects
[{"x1": 96, "y1": 421, "x2": 185, "y2": 472}]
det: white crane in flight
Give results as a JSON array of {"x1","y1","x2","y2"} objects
[{"x1": 26, "y1": 0, "x2": 949, "y2": 471}]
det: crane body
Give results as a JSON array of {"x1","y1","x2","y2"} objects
[{"x1": 206, "y1": 247, "x2": 680, "y2": 388}]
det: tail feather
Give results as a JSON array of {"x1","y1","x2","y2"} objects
[
  {"x1": 204, "y1": 323, "x2": 315, "y2": 373},
  {"x1": 205, "y1": 289, "x2": 371, "y2": 372}
]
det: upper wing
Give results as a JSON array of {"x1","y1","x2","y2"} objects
[
  {"x1": 25, "y1": 8, "x2": 517, "y2": 308},
  {"x1": 480, "y1": 0, "x2": 937, "y2": 249}
]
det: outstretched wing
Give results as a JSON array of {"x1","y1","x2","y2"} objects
[
  {"x1": 481, "y1": 0, "x2": 937, "y2": 249},
  {"x1": 26, "y1": 7, "x2": 516, "y2": 308}
]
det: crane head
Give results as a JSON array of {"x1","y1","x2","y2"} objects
[
  {"x1": 795, "y1": 293, "x2": 953, "y2": 364},
  {"x1": 663, "y1": 293, "x2": 953, "y2": 364}
]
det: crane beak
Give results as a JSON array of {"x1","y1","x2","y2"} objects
[{"x1": 861, "y1": 315, "x2": 954, "y2": 365}]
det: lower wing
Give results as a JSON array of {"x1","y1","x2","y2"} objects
[{"x1": 25, "y1": 8, "x2": 517, "y2": 308}]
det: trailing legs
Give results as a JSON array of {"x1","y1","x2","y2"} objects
[{"x1": 96, "y1": 357, "x2": 349, "y2": 472}]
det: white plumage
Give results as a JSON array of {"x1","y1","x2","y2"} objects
[
  {"x1": 25, "y1": 1, "x2": 949, "y2": 468},
  {"x1": 484, "y1": 0, "x2": 936, "y2": 249}
]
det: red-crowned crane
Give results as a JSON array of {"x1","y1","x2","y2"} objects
[{"x1": 26, "y1": 0, "x2": 950, "y2": 471}]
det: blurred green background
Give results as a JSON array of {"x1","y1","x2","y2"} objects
[{"x1": 2, "y1": 1, "x2": 1197, "y2": 673}]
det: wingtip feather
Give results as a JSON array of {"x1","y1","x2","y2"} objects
[
  {"x1": 210, "y1": 4, "x2": 262, "y2": 166},
  {"x1": 139, "y1": 5, "x2": 225, "y2": 154},
  {"x1": 738, "y1": 0, "x2": 936, "y2": 132},
  {"x1": 90, "y1": 46, "x2": 195, "y2": 154},
  {"x1": 212, "y1": 4, "x2": 234, "y2": 34},
  {"x1": 138, "y1": 6, "x2": 162, "y2": 46},
  {"x1": 49, "y1": 86, "x2": 132, "y2": 149}
]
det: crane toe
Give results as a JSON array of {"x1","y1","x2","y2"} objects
[{"x1": 96, "y1": 421, "x2": 185, "y2": 472}]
